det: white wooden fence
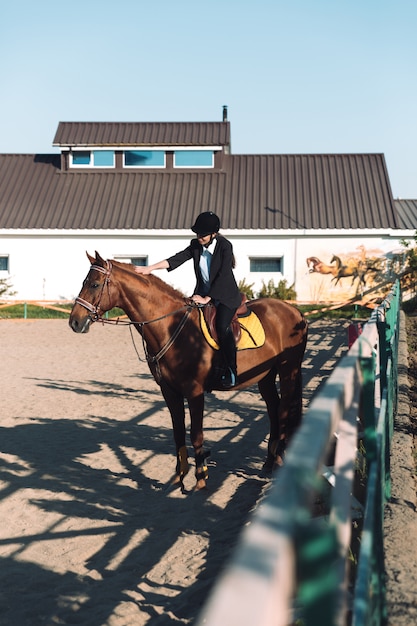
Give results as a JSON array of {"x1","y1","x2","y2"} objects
[{"x1": 196, "y1": 283, "x2": 400, "y2": 626}]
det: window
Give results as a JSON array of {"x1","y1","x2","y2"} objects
[
  {"x1": 174, "y1": 150, "x2": 213, "y2": 168},
  {"x1": 131, "y1": 257, "x2": 147, "y2": 266},
  {"x1": 124, "y1": 150, "x2": 165, "y2": 168},
  {"x1": 70, "y1": 150, "x2": 115, "y2": 168},
  {"x1": 0, "y1": 256, "x2": 9, "y2": 271},
  {"x1": 72, "y1": 151, "x2": 91, "y2": 165},
  {"x1": 93, "y1": 150, "x2": 114, "y2": 167},
  {"x1": 114, "y1": 256, "x2": 147, "y2": 266},
  {"x1": 250, "y1": 257, "x2": 283, "y2": 272}
]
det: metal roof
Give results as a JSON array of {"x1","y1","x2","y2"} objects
[
  {"x1": 394, "y1": 199, "x2": 417, "y2": 230},
  {"x1": 53, "y1": 121, "x2": 231, "y2": 148},
  {"x1": 0, "y1": 152, "x2": 400, "y2": 231}
]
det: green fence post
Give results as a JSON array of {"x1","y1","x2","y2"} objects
[{"x1": 359, "y1": 351, "x2": 377, "y2": 465}]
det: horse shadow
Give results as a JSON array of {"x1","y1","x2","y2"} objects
[{"x1": 0, "y1": 377, "x2": 272, "y2": 625}]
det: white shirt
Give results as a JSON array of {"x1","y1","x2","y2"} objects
[{"x1": 199, "y1": 237, "x2": 217, "y2": 294}]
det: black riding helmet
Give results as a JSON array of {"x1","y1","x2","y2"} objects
[{"x1": 191, "y1": 212, "x2": 220, "y2": 237}]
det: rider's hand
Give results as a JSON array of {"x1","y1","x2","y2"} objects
[
  {"x1": 134, "y1": 266, "x2": 152, "y2": 275},
  {"x1": 191, "y1": 295, "x2": 211, "y2": 305}
]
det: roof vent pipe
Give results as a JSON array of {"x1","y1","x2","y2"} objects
[{"x1": 222, "y1": 105, "x2": 228, "y2": 122}]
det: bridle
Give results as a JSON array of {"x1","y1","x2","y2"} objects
[
  {"x1": 74, "y1": 260, "x2": 194, "y2": 375},
  {"x1": 75, "y1": 261, "x2": 112, "y2": 322}
]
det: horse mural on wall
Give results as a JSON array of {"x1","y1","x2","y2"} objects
[
  {"x1": 307, "y1": 246, "x2": 385, "y2": 293},
  {"x1": 306, "y1": 255, "x2": 359, "y2": 286}
]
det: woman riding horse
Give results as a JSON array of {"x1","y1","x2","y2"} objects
[
  {"x1": 70, "y1": 250, "x2": 308, "y2": 489},
  {"x1": 135, "y1": 212, "x2": 240, "y2": 389}
]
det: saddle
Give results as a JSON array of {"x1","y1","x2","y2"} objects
[{"x1": 202, "y1": 294, "x2": 249, "y2": 345}]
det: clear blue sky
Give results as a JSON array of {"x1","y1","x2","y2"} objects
[{"x1": 1, "y1": 0, "x2": 416, "y2": 198}]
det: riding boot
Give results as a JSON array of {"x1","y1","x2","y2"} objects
[
  {"x1": 215, "y1": 303, "x2": 237, "y2": 389},
  {"x1": 219, "y1": 328, "x2": 237, "y2": 389}
]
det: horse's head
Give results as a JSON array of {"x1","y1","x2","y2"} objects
[
  {"x1": 69, "y1": 251, "x2": 113, "y2": 333},
  {"x1": 306, "y1": 256, "x2": 320, "y2": 272}
]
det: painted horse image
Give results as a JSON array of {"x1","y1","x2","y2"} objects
[
  {"x1": 307, "y1": 255, "x2": 359, "y2": 284},
  {"x1": 69, "y1": 252, "x2": 308, "y2": 489},
  {"x1": 307, "y1": 252, "x2": 382, "y2": 288}
]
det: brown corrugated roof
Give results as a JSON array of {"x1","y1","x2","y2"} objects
[
  {"x1": 53, "y1": 122, "x2": 231, "y2": 147},
  {"x1": 394, "y1": 199, "x2": 417, "y2": 229},
  {"x1": 0, "y1": 152, "x2": 399, "y2": 231},
  {"x1": 222, "y1": 153, "x2": 398, "y2": 229}
]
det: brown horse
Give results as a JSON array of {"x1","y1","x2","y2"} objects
[{"x1": 69, "y1": 252, "x2": 308, "y2": 489}]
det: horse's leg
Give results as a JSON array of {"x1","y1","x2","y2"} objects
[
  {"x1": 188, "y1": 393, "x2": 209, "y2": 490},
  {"x1": 284, "y1": 369, "x2": 303, "y2": 436},
  {"x1": 275, "y1": 363, "x2": 303, "y2": 460},
  {"x1": 160, "y1": 381, "x2": 190, "y2": 484},
  {"x1": 258, "y1": 367, "x2": 282, "y2": 476},
  {"x1": 259, "y1": 362, "x2": 303, "y2": 474}
]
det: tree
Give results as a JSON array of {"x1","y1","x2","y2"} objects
[
  {"x1": 400, "y1": 233, "x2": 417, "y2": 301},
  {"x1": 0, "y1": 276, "x2": 16, "y2": 298},
  {"x1": 401, "y1": 232, "x2": 417, "y2": 274}
]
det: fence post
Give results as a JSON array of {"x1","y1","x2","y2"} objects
[{"x1": 359, "y1": 351, "x2": 377, "y2": 465}]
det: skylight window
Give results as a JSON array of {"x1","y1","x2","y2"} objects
[
  {"x1": 124, "y1": 150, "x2": 165, "y2": 168},
  {"x1": 174, "y1": 150, "x2": 214, "y2": 168},
  {"x1": 72, "y1": 151, "x2": 90, "y2": 165},
  {"x1": 70, "y1": 150, "x2": 114, "y2": 168},
  {"x1": 93, "y1": 151, "x2": 114, "y2": 166}
]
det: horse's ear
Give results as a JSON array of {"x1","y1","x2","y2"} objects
[
  {"x1": 86, "y1": 252, "x2": 95, "y2": 265},
  {"x1": 94, "y1": 251, "x2": 106, "y2": 266}
]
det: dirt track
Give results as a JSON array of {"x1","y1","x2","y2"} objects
[{"x1": 0, "y1": 317, "x2": 351, "y2": 626}]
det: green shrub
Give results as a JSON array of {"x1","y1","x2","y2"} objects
[
  {"x1": 257, "y1": 278, "x2": 297, "y2": 300},
  {"x1": 238, "y1": 278, "x2": 255, "y2": 300}
]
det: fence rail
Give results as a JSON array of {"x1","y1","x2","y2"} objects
[
  {"x1": 196, "y1": 281, "x2": 401, "y2": 626},
  {"x1": 0, "y1": 300, "x2": 123, "y2": 318},
  {"x1": 0, "y1": 300, "x2": 74, "y2": 316}
]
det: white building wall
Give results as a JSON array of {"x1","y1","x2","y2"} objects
[
  {"x1": 0, "y1": 230, "x2": 296, "y2": 301},
  {"x1": 0, "y1": 229, "x2": 413, "y2": 302}
]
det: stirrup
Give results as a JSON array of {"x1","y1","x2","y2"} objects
[{"x1": 220, "y1": 367, "x2": 236, "y2": 389}]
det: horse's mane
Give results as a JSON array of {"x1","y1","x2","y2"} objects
[{"x1": 110, "y1": 259, "x2": 187, "y2": 302}]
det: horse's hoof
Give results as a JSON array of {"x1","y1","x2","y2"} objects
[
  {"x1": 194, "y1": 478, "x2": 208, "y2": 491},
  {"x1": 260, "y1": 454, "x2": 275, "y2": 478},
  {"x1": 275, "y1": 455, "x2": 285, "y2": 468},
  {"x1": 259, "y1": 465, "x2": 273, "y2": 479},
  {"x1": 260, "y1": 451, "x2": 284, "y2": 478}
]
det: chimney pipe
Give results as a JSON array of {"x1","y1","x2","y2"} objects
[{"x1": 222, "y1": 105, "x2": 228, "y2": 122}]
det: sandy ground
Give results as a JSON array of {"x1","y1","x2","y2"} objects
[
  {"x1": 0, "y1": 317, "x2": 362, "y2": 625},
  {"x1": 384, "y1": 313, "x2": 417, "y2": 625}
]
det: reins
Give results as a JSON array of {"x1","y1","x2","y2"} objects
[
  {"x1": 139, "y1": 306, "x2": 193, "y2": 364},
  {"x1": 74, "y1": 261, "x2": 195, "y2": 373}
]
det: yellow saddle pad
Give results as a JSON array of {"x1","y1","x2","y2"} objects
[{"x1": 199, "y1": 308, "x2": 265, "y2": 351}]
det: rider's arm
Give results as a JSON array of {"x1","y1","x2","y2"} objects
[{"x1": 134, "y1": 259, "x2": 169, "y2": 275}]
